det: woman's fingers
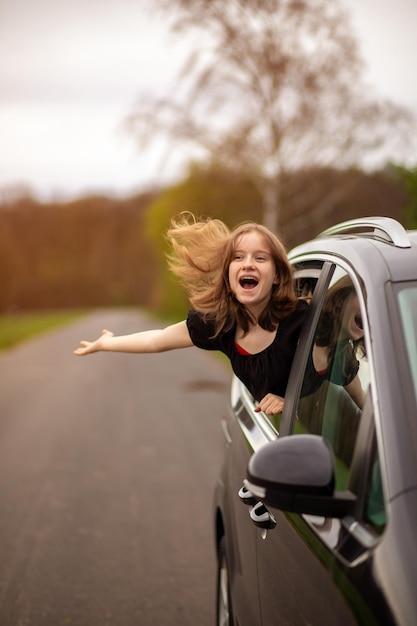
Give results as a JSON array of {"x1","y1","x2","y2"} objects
[
  {"x1": 254, "y1": 393, "x2": 285, "y2": 416},
  {"x1": 73, "y1": 329, "x2": 114, "y2": 356},
  {"x1": 73, "y1": 341, "x2": 92, "y2": 355}
]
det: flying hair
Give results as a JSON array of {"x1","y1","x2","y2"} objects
[{"x1": 166, "y1": 213, "x2": 297, "y2": 336}]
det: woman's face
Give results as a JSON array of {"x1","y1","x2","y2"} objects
[
  {"x1": 341, "y1": 293, "x2": 364, "y2": 341},
  {"x1": 228, "y1": 231, "x2": 278, "y2": 316}
]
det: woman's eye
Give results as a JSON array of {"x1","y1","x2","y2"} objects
[{"x1": 255, "y1": 256, "x2": 267, "y2": 261}]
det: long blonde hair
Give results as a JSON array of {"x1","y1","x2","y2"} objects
[{"x1": 166, "y1": 213, "x2": 297, "y2": 336}]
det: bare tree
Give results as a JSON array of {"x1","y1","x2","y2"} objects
[{"x1": 127, "y1": 0, "x2": 415, "y2": 233}]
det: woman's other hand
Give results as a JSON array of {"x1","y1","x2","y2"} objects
[{"x1": 73, "y1": 329, "x2": 114, "y2": 356}]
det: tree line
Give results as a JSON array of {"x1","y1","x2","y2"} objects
[
  {"x1": 0, "y1": 192, "x2": 158, "y2": 312},
  {"x1": 0, "y1": 164, "x2": 413, "y2": 315}
]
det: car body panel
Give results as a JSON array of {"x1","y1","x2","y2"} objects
[{"x1": 214, "y1": 218, "x2": 417, "y2": 626}]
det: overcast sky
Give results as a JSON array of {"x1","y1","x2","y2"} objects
[{"x1": 1, "y1": 0, "x2": 416, "y2": 201}]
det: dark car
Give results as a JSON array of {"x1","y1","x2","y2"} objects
[{"x1": 214, "y1": 217, "x2": 417, "y2": 626}]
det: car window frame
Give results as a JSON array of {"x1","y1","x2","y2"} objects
[
  {"x1": 282, "y1": 255, "x2": 373, "y2": 433},
  {"x1": 282, "y1": 255, "x2": 387, "y2": 543},
  {"x1": 279, "y1": 260, "x2": 335, "y2": 437},
  {"x1": 289, "y1": 263, "x2": 367, "y2": 490}
]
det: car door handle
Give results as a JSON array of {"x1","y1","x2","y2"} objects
[
  {"x1": 249, "y1": 501, "x2": 277, "y2": 530},
  {"x1": 238, "y1": 484, "x2": 258, "y2": 506}
]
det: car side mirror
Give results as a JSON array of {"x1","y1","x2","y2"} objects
[{"x1": 246, "y1": 435, "x2": 356, "y2": 518}]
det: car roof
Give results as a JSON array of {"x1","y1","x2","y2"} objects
[{"x1": 289, "y1": 217, "x2": 417, "y2": 284}]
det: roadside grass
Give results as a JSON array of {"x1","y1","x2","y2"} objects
[{"x1": 0, "y1": 310, "x2": 84, "y2": 351}]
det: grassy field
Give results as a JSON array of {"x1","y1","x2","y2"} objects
[{"x1": 0, "y1": 310, "x2": 84, "y2": 351}]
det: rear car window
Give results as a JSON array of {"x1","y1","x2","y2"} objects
[{"x1": 395, "y1": 282, "x2": 417, "y2": 410}]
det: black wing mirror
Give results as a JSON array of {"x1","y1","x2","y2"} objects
[{"x1": 246, "y1": 435, "x2": 356, "y2": 518}]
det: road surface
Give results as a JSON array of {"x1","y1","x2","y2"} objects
[{"x1": 0, "y1": 310, "x2": 232, "y2": 626}]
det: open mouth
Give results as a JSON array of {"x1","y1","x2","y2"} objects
[{"x1": 239, "y1": 276, "x2": 259, "y2": 290}]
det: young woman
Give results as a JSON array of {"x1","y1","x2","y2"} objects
[{"x1": 74, "y1": 214, "x2": 308, "y2": 416}]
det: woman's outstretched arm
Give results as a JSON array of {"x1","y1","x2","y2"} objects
[{"x1": 73, "y1": 320, "x2": 193, "y2": 356}]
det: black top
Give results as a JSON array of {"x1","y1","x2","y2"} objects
[
  {"x1": 186, "y1": 300, "x2": 309, "y2": 402},
  {"x1": 301, "y1": 338, "x2": 360, "y2": 398}
]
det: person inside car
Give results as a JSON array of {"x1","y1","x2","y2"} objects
[
  {"x1": 74, "y1": 213, "x2": 309, "y2": 417},
  {"x1": 301, "y1": 274, "x2": 366, "y2": 409}
]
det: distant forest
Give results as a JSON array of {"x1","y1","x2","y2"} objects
[{"x1": 0, "y1": 165, "x2": 412, "y2": 314}]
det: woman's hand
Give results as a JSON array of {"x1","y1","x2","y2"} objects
[
  {"x1": 254, "y1": 393, "x2": 284, "y2": 416},
  {"x1": 73, "y1": 329, "x2": 114, "y2": 356}
]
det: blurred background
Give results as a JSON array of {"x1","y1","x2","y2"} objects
[{"x1": 1, "y1": 0, "x2": 417, "y2": 317}]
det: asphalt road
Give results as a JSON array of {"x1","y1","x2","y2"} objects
[{"x1": 0, "y1": 310, "x2": 232, "y2": 626}]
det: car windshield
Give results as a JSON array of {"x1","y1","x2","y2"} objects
[{"x1": 395, "y1": 281, "x2": 417, "y2": 409}]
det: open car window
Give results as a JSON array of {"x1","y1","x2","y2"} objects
[{"x1": 266, "y1": 261, "x2": 324, "y2": 435}]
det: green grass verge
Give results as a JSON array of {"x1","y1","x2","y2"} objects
[{"x1": 0, "y1": 310, "x2": 84, "y2": 351}]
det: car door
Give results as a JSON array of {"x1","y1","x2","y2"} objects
[
  {"x1": 253, "y1": 260, "x2": 384, "y2": 625},
  {"x1": 223, "y1": 378, "x2": 270, "y2": 626}
]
